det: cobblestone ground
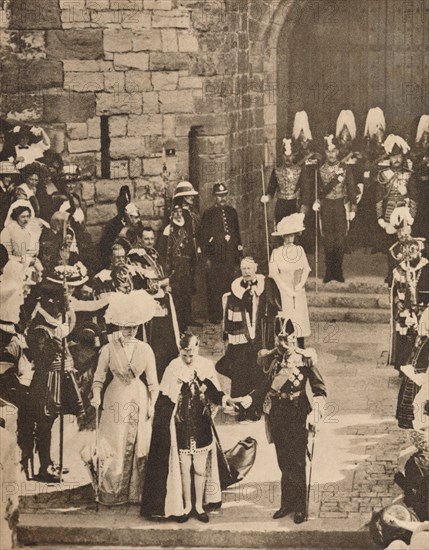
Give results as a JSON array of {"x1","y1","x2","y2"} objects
[{"x1": 20, "y1": 321, "x2": 410, "y2": 531}]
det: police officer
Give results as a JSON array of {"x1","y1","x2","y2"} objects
[
  {"x1": 247, "y1": 317, "x2": 327, "y2": 523},
  {"x1": 199, "y1": 182, "x2": 243, "y2": 324}
]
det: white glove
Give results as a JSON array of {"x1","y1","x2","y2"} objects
[
  {"x1": 260, "y1": 194, "x2": 269, "y2": 204},
  {"x1": 409, "y1": 216, "x2": 415, "y2": 225},
  {"x1": 312, "y1": 201, "x2": 320, "y2": 212},
  {"x1": 90, "y1": 390, "x2": 101, "y2": 409},
  {"x1": 30, "y1": 126, "x2": 42, "y2": 136},
  {"x1": 364, "y1": 171, "x2": 370, "y2": 179},
  {"x1": 312, "y1": 395, "x2": 326, "y2": 420},
  {"x1": 378, "y1": 218, "x2": 387, "y2": 229},
  {"x1": 240, "y1": 395, "x2": 253, "y2": 410},
  {"x1": 347, "y1": 211, "x2": 356, "y2": 222}
]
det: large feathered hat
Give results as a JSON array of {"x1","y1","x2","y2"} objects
[
  {"x1": 272, "y1": 213, "x2": 305, "y2": 236},
  {"x1": 415, "y1": 114, "x2": 429, "y2": 143},
  {"x1": 104, "y1": 289, "x2": 157, "y2": 326},
  {"x1": 336, "y1": 110, "x2": 356, "y2": 140},
  {"x1": 383, "y1": 134, "x2": 410, "y2": 156},
  {"x1": 364, "y1": 107, "x2": 386, "y2": 138},
  {"x1": 292, "y1": 111, "x2": 312, "y2": 141},
  {"x1": 282, "y1": 138, "x2": 293, "y2": 156}
]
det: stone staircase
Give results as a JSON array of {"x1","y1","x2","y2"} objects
[{"x1": 306, "y1": 277, "x2": 390, "y2": 324}]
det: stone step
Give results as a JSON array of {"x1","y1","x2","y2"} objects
[
  {"x1": 18, "y1": 513, "x2": 378, "y2": 549},
  {"x1": 309, "y1": 306, "x2": 390, "y2": 324},
  {"x1": 30, "y1": 547, "x2": 370, "y2": 550},
  {"x1": 306, "y1": 279, "x2": 387, "y2": 294},
  {"x1": 307, "y1": 292, "x2": 390, "y2": 310}
]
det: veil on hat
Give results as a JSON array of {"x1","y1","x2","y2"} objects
[{"x1": 3, "y1": 199, "x2": 35, "y2": 228}]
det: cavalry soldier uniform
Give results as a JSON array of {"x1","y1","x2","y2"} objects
[
  {"x1": 199, "y1": 183, "x2": 243, "y2": 324},
  {"x1": 411, "y1": 115, "x2": 429, "y2": 245},
  {"x1": 376, "y1": 135, "x2": 418, "y2": 284},
  {"x1": 252, "y1": 318, "x2": 327, "y2": 523},
  {"x1": 315, "y1": 135, "x2": 357, "y2": 283}
]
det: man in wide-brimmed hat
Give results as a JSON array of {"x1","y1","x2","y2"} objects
[
  {"x1": 250, "y1": 316, "x2": 327, "y2": 524},
  {"x1": 199, "y1": 182, "x2": 243, "y2": 323}
]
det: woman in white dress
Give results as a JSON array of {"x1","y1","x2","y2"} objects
[
  {"x1": 269, "y1": 213, "x2": 311, "y2": 347},
  {"x1": 87, "y1": 290, "x2": 159, "y2": 505}
]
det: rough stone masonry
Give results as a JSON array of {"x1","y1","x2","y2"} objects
[{"x1": 0, "y1": 0, "x2": 283, "y2": 251}]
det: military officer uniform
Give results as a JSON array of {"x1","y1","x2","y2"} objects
[
  {"x1": 253, "y1": 318, "x2": 327, "y2": 523},
  {"x1": 199, "y1": 183, "x2": 243, "y2": 323},
  {"x1": 267, "y1": 162, "x2": 309, "y2": 223}
]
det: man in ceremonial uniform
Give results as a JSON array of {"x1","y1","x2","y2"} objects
[
  {"x1": 249, "y1": 317, "x2": 327, "y2": 523},
  {"x1": 127, "y1": 227, "x2": 179, "y2": 379},
  {"x1": 199, "y1": 182, "x2": 243, "y2": 324},
  {"x1": 261, "y1": 138, "x2": 311, "y2": 224},
  {"x1": 361, "y1": 107, "x2": 389, "y2": 252},
  {"x1": 376, "y1": 135, "x2": 418, "y2": 284},
  {"x1": 314, "y1": 135, "x2": 357, "y2": 283},
  {"x1": 411, "y1": 115, "x2": 429, "y2": 245}
]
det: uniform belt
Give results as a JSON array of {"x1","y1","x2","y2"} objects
[{"x1": 273, "y1": 389, "x2": 305, "y2": 401}]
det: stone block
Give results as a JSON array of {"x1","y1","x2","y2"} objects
[
  {"x1": 81, "y1": 180, "x2": 96, "y2": 203},
  {"x1": 144, "y1": 0, "x2": 171, "y2": 9},
  {"x1": 152, "y1": 72, "x2": 178, "y2": 91},
  {"x1": 125, "y1": 72, "x2": 152, "y2": 93},
  {"x1": 46, "y1": 29, "x2": 103, "y2": 60},
  {"x1": 89, "y1": 9, "x2": 122, "y2": 26},
  {"x1": 110, "y1": 160, "x2": 129, "y2": 179},
  {"x1": 135, "y1": 199, "x2": 154, "y2": 218},
  {"x1": 10, "y1": 0, "x2": 62, "y2": 29},
  {"x1": 129, "y1": 158, "x2": 142, "y2": 178},
  {"x1": 96, "y1": 92, "x2": 142, "y2": 115},
  {"x1": 86, "y1": 203, "x2": 117, "y2": 225},
  {"x1": 104, "y1": 71, "x2": 125, "y2": 93},
  {"x1": 1, "y1": 59, "x2": 63, "y2": 94},
  {"x1": 103, "y1": 29, "x2": 132, "y2": 52},
  {"x1": 110, "y1": 0, "x2": 144, "y2": 9},
  {"x1": 128, "y1": 114, "x2": 163, "y2": 136},
  {"x1": 0, "y1": 93, "x2": 43, "y2": 121},
  {"x1": 63, "y1": 60, "x2": 113, "y2": 72},
  {"x1": 152, "y1": 10, "x2": 191, "y2": 28},
  {"x1": 67, "y1": 123, "x2": 88, "y2": 140},
  {"x1": 163, "y1": 114, "x2": 176, "y2": 136},
  {"x1": 108, "y1": 115, "x2": 128, "y2": 137},
  {"x1": 114, "y1": 52, "x2": 149, "y2": 71},
  {"x1": 95, "y1": 178, "x2": 131, "y2": 202},
  {"x1": 150, "y1": 52, "x2": 190, "y2": 71},
  {"x1": 142, "y1": 92, "x2": 160, "y2": 113},
  {"x1": 61, "y1": 6, "x2": 91, "y2": 26},
  {"x1": 142, "y1": 157, "x2": 164, "y2": 176},
  {"x1": 159, "y1": 90, "x2": 194, "y2": 113},
  {"x1": 121, "y1": 11, "x2": 152, "y2": 29},
  {"x1": 161, "y1": 29, "x2": 178, "y2": 52},
  {"x1": 0, "y1": 30, "x2": 45, "y2": 60},
  {"x1": 68, "y1": 139, "x2": 100, "y2": 154},
  {"x1": 64, "y1": 72, "x2": 105, "y2": 93},
  {"x1": 178, "y1": 31, "x2": 199, "y2": 52},
  {"x1": 178, "y1": 76, "x2": 202, "y2": 89},
  {"x1": 110, "y1": 137, "x2": 147, "y2": 158},
  {"x1": 133, "y1": 30, "x2": 162, "y2": 51},
  {"x1": 49, "y1": 125, "x2": 66, "y2": 154},
  {"x1": 87, "y1": 117, "x2": 102, "y2": 139},
  {"x1": 44, "y1": 93, "x2": 96, "y2": 123}
]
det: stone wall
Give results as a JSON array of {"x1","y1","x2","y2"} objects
[{"x1": 0, "y1": 0, "x2": 287, "y2": 256}]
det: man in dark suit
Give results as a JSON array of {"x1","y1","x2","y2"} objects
[{"x1": 199, "y1": 182, "x2": 243, "y2": 324}]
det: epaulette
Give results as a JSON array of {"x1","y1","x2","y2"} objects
[{"x1": 296, "y1": 347, "x2": 317, "y2": 365}]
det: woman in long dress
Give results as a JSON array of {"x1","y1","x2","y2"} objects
[
  {"x1": 141, "y1": 333, "x2": 238, "y2": 523},
  {"x1": 87, "y1": 290, "x2": 159, "y2": 505},
  {"x1": 269, "y1": 213, "x2": 311, "y2": 347}
]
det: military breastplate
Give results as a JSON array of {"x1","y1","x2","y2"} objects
[
  {"x1": 275, "y1": 165, "x2": 302, "y2": 200},
  {"x1": 320, "y1": 163, "x2": 346, "y2": 200}
]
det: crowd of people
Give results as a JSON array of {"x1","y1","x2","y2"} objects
[{"x1": 0, "y1": 107, "x2": 427, "y2": 529}]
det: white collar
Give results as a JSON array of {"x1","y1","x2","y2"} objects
[{"x1": 231, "y1": 274, "x2": 265, "y2": 299}]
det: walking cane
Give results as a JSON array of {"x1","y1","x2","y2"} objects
[
  {"x1": 314, "y1": 170, "x2": 319, "y2": 294},
  {"x1": 306, "y1": 423, "x2": 317, "y2": 521},
  {"x1": 95, "y1": 405, "x2": 100, "y2": 512},
  {"x1": 58, "y1": 218, "x2": 68, "y2": 483},
  {"x1": 261, "y1": 164, "x2": 271, "y2": 268}
]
